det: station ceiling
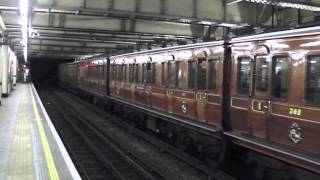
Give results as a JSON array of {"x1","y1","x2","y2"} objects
[{"x1": 0, "y1": 0, "x2": 319, "y2": 60}]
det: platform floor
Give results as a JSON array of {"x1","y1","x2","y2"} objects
[{"x1": 0, "y1": 84, "x2": 81, "y2": 180}]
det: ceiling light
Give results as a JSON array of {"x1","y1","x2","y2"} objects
[
  {"x1": 227, "y1": 0, "x2": 243, "y2": 5},
  {"x1": 199, "y1": 21, "x2": 216, "y2": 25},
  {"x1": 219, "y1": 23, "x2": 239, "y2": 28},
  {"x1": 219, "y1": 22, "x2": 249, "y2": 28},
  {"x1": 33, "y1": 8, "x2": 49, "y2": 13},
  {"x1": 180, "y1": 19, "x2": 191, "y2": 23},
  {"x1": 19, "y1": 0, "x2": 29, "y2": 62}
]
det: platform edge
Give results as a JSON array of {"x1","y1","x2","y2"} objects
[{"x1": 31, "y1": 84, "x2": 82, "y2": 180}]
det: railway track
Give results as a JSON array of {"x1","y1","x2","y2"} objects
[
  {"x1": 47, "y1": 89, "x2": 237, "y2": 180},
  {"x1": 42, "y1": 90, "x2": 164, "y2": 180}
]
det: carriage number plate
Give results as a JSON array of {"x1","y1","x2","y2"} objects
[{"x1": 289, "y1": 108, "x2": 302, "y2": 116}]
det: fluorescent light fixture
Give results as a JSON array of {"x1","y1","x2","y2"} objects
[
  {"x1": 219, "y1": 23, "x2": 237, "y2": 27},
  {"x1": 33, "y1": 8, "x2": 49, "y2": 13},
  {"x1": 199, "y1": 21, "x2": 216, "y2": 25},
  {"x1": 51, "y1": 9, "x2": 78, "y2": 14},
  {"x1": 0, "y1": 6, "x2": 18, "y2": 11},
  {"x1": 180, "y1": 19, "x2": 191, "y2": 23},
  {"x1": 227, "y1": 0, "x2": 243, "y2": 5},
  {"x1": 20, "y1": 0, "x2": 29, "y2": 62},
  {"x1": 220, "y1": 22, "x2": 249, "y2": 28},
  {"x1": 245, "y1": 0, "x2": 320, "y2": 11}
]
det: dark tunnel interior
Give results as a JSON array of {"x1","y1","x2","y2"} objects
[{"x1": 30, "y1": 58, "x2": 72, "y2": 89}]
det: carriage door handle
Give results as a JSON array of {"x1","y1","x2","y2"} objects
[
  {"x1": 263, "y1": 100, "x2": 271, "y2": 108},
  {"x1": 266, "y1": 100, "x2": 272, "y2": 113},
  {"x1": 202, "y1": 93, "x2": 208, "y2": 102}
]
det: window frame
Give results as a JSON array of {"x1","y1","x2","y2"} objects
[
  {"x1": 254, "y1": 55, "x2": 271, "y2": 97},
  {"x1": 236, "y1": 56, "x2": 253, "y2": 96},
  {"x1": 270, "y1": 55, "x2": 291, "y2": 101},
  {"x1": 146, "y1": 62, "x2": 155, "y2": 85},
  {"x1": 197, "y1": 58, "x2": 207, "y2": 91},
  {"x1": 122, "y1": 64, "x2": 128, "y2": 83},
  {"x1": 175, "y1": 61, "x2": 183, "y2": 89},
  {"x1": 305, "y1": 54, "x2": 320, "y2": 107},
  {"x1": 167, "y1": 60, "x2": 176, "y2": 88},
  {"x1": 134, "y1": 63, "x2": 139, "y2": 83},
  {"x1": 207, "y1": 57, "x2": 219, "y2": 93},
  {"x1": 188, "y1": 60, "x2": 197, "y2": 90},
  {"x1": 161, "y1": 62, "x2": 166, "y2": 87}
]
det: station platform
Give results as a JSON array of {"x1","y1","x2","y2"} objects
[{"x1": 0, "y1": 83, "x2": 81, "y2": 180}]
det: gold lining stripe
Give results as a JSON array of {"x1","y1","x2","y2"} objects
[{"x1": 271, "y1": 113, "x2": 320, "y2": 124}]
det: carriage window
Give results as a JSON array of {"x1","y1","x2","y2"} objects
[
  {"x1": 188, "y1": 61, "x2": 196, "y2": 89},
  {"x1": 141, "y1": 64, "x2": 145, "y2": 83},
  {"x1": 118, "y1": 65, "x2": 123, "y2": 81},
  {"x1": 237, "y1": 57, "x2": 251, "y2": 95},
  {"x1": 142, "y1": 63, "x2": 147, "y2": 84},
  {"x1": 114, "y1": 65, "x2": 117, "y2": 81},
  {"x1": 123, "y1": 65, "x2": 127, "y2": 82},
  {"x1": 114, "y1": 65, "x2": 118, "y2": 81},
  {"x1": 176, "y1": 61, "x2": 183, "y2": 88},
  {"x1": 112, "y1": 65, "x2": 115, "y2": 80},
  {"x1": 134, "y1": 64, "x2": 139, "y2": 83},
  {"x1": 98, "y1": 65, "x2": 102, "y2": 80},
  {"x1": 306, "y1": 56, "x2": 320, "y2": 106},
  {"x1": 146, "y1": 63, "x2": 155, "y2": 84},
  {"x1": 197, "y1": 59, "x2": 207, "y2": 91},
  {"x1": 272, "y1": 56, "x2": 289, "y2": 99},
  {"x1": 129, "y1": 64, "x2": 134, "y2": 82},
  {"x1": 255, "y1": 57, "x2": 269, "y2": 92},
  {"x1": 136, "y1": 64, "x2": 141, "y2": 83},
  {"x1": 161, "y1": 62, "x2": 166, "y2": 86},
  {"x1": 110, "y1": 65, "x2": 113, "y2": 80},
  {"x1": 113, "y1": 65, "x2": 117, "y2": 81},
  {"x1": 167, "y1": 61, "x2": 175, "y2": 87},
  {"x1": 152, "y1": 63, "x2": 156, "y2": 84},
  {"x1": 208, "y1": 60, "x2": 217, "y2": 91},
  {"x1": 128, "y1": 64, "x2": 131, "y2": 82}
]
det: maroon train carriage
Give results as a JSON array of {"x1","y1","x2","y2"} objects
[
  {"x1": 58, "y1": 26, "x2": 320, "y2": 178},
  {"x1": 109, "y1": 41, "x2": 225, "y2": 128},
  {"x1": 227, "y1": 29, "x2": 320, "y2": 173}
]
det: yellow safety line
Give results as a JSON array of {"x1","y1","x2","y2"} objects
[{"x1": 29, "y1": 86, "x2": 60, "y2": 180}]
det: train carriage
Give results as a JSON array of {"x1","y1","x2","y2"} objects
[
  {"x1": 109, "y1": 41, "x2": 225, "y2": 129},
  {"x1": 59, "y1": 26, "x2": 320, "y2": 178},
  {"x1": 78, "y1": 58, "x2": 108, "y2": 97},
  {"x1": 227, "y1": 29, "x2": 320, "y2": 173}
]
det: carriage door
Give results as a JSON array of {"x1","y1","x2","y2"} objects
[
  {"x1": 196, "y1": 57, "x2": 207, "y2": 123},
  {"x1": 248, "y1": 55, "x2": 271, "y2": 139}
]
